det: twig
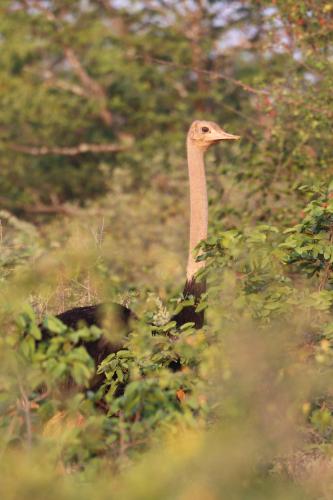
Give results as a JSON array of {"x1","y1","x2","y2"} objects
[
  {"x1": 9, "y1": 142, "x2": 127, "y2": 156},
  {"x1": 140, "y1": 56, "x2": 268, "y2": 95},
  {"x1": 64, "y1": 47, "x2": 113, "y2": 126},
  {"x1": 41, "y1": 70, "x2": 88, "y2": 97},
  {"x1": 22, "y1": 203, "x2": 114, "y2": 217},
  {"x1": 22, "y1": 203, "x2": 79, "y2": 215},
  {"x1": 318, "y1": 225, "x2": 333, "y2": 291},
  {"x1": 17, "y1": 376, "x2": 32, "y2": 449},
  {"x1": 0, "y1": 413, "x2": 18, "y2": 459},
  {"x1": 118, "y1": 411, "x2": 128, "y2": 458}
]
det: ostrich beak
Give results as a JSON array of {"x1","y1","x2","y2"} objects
[{"x1": 217, "y1": 130, "x2": 240, "y2": 141}]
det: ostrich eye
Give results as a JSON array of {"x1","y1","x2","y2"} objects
[{"x1": 201, "y1": 126, "x2": 210, "y2": 133}]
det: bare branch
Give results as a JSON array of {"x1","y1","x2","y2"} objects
[
  {"x1": 63, "y1": 47, "x2": 103, "y2": 98},
  {"x1": 23, "y1": 203, "x2": 79, "y2": 216},
  {"x1": 63, "y1": 47, "x2": 113, "y2": 126},
  {"x1": 41, "y1": 70, "x2": 88, "y2": 97},
  {"x1": 138, "y1": 55, "x2": 268, "y2": 95},
  {"x1": 23, "y1": 203, "x2": 117, "y2": 217},
  {"x1": 9, "y1": 142, "x2": 127, "y2": 156}
]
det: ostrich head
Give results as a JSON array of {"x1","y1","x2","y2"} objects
[{"x1": 188, "y1": 120, "x2": 240, "y2": 151}]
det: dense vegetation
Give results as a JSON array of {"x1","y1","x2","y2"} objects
[{"x1": 0, "y1": 1, "x2": 332, "y2": 498}]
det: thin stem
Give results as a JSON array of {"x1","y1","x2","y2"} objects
[
  {"x1": 17, "y1": 376, "x2": 32, "y2": 449},
  {"x1": 318, "y1": 225, "x2": 333, "y2": 291}
]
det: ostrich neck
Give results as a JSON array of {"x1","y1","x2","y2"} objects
[{"x1": 186, "y1": 140, "x2": 208, "y2": 281}]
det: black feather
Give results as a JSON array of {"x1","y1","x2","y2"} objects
[
  {"x1": 40, "y1": 303, "x2": 134, "y2": 391},
  {"x1": 172, "y1": 278, "x2": 206, "y2": 329}
]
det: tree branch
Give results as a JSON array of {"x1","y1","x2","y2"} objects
[
  {"x1": 63, "y1": 47, "x2": 113, "y2": 126},
  {"x1": 23, "y1": 203, "x2": 79, "y2": 216},
  {"x1": 138, "y1": 55, "x2": 268, "y2": 95},
  {"x1": 63, "y1": 47, "x2": 103, "y2": 98},
  {"x1": 41, "y1": 70, "x2": 88, "y2": 97},
  {"x1": 9, "y1": 142, "x2": 127, "y2": 156}
]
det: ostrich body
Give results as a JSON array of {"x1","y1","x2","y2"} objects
[{"x1": 41, "y1": 120, "x2": 239, "y2": 384}]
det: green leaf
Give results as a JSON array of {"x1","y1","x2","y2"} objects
[
  {"x1": 43, "y1": 316, "x2": 67, "y2": 335},
  {"x1": 29, "y1": 323, "x2": 42, "y2": 340}
]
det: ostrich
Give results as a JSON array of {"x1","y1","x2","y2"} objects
[{"x1": 41, "y1": 120, "x2": 239, "y2": 386}]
